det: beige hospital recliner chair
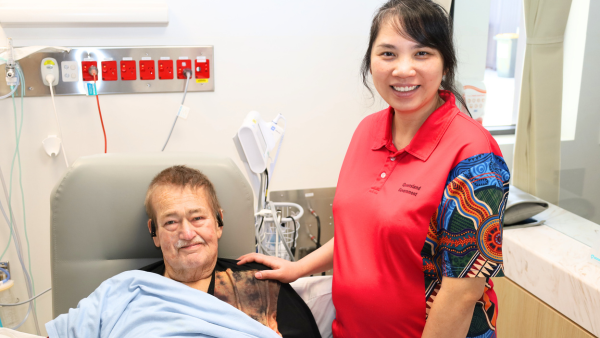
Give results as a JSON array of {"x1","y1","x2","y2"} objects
[
  {"x1": 42, "y1": 152, "x2": 334, "y2": 338},
  {"x1": 49, "y1": 153, "x2": 256, "y2": 317}
]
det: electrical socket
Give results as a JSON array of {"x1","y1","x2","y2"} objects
[
  {"x1": 101, "y1": 60, "x2": 118, "y2": 81},
  {"x1": 158, "y1": 59, "x2": 174, "y2": 80},
  {"x1": 0, "y1": 261, "x2": 9, "y2": 279},
  {"x1": 139, "y1": 60, "x2": 155, "y2": 80},
  {"x1": 120, "y1": 60, "x2": 137, "y2": 81}
]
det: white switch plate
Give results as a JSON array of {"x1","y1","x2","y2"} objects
[{"x1": 61, "y1": 61, "x2": 79, "y2": 82}]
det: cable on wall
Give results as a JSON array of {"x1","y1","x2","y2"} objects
[
  {"x1": 0, "y1": 288, "x2": 51, "y2": 306},
  {"x1": 47, "y1": 75, "x2": 70, "y2": 167},
  {"x1": 0, "y1": 63, "x2": 42, "y2": 334},
  {"x1": 90, "y1": 67, "x2": 107, "y2": 153},
  {"x1": 162, "y1": 69, "x2": 192, "y2": 151},
  {"x1": 0, "y1": 164, "x2": 36, "y2": 332}
]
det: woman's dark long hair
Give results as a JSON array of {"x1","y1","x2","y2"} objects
[{"x1": 361, "y1": 0, "x2": 470, "y2": 115}]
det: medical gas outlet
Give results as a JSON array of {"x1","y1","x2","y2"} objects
[
  {"x1": 4, "y1": 38, "x2": 18, "y2": 86},
  {"x1": 177, "y1": 58, "x2": 192, "y2": 79},
  {"x1": 195, "y1": 57, "x2": 210, "y2": 80},
  {"x1": 81, "y1": 60, "x2": 98, "y2": 81}
]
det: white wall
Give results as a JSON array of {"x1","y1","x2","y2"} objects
[
  {"x1": 0, "y1": 0, "x2": 496, "y2": 334},
  {"x1": 453, "y1": 0, "x2": 491, "y2": 82},
  {"x1": 561, "y1": 0, "x2": 590, "y2": 141}
]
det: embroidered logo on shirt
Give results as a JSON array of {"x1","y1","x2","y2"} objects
[{"x1": 399, "y1": 183, "x2": 421, "y2": 196}]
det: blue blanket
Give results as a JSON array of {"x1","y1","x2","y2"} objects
[{"x1": 46, "y1": 271, "x2": 281, "y2": 338}]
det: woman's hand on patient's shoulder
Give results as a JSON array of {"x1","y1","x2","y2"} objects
[{"x1": 237, "y1": 253, "x2": 302, "y2": 283}]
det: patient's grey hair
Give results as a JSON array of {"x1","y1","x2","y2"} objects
[{"x1": 144, "y1": 165, "x2": 222, "y2": 226}]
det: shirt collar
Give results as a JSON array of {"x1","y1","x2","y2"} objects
[{"x1": 371, "y1": 90, "x2": 460, "y2": 161}]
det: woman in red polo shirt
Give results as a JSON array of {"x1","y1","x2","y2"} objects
[{"x1": 239, "y1": 1, "x2": 510, "y2": 337}]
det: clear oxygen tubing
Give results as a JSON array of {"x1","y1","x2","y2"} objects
[
  {"x1": 268, "y1": 201, "x2": 295, "y2": 262},
  {"x1": 0, "y1": 64, "x2": 42, "y2": 334},
  {"x1": 10, "y1": 64, "x2": 38, "y2": 297},
  {"x1": 0, "y1": 166, "x2": 37, "y2": 332},
  {"x1": 0, "y1": 267, "x2": 9, "y2": 282},
  {"x1": 1, "y1": 63, "x2": 26, "y2": 261},
  {"x1": 47, "y1": 75, "x2": 69, "y2": 167},
  {"x1": 0, "y1": 288, "x2": 51, "y2": 306},
  {"x1": 162, "y1": 70, "x2": 192, "y2": 151},
  {"x1": 0, "y1": 168, "x2": 39, "y2": 335},
  {"x1": 14, "y1": 64, "x2": 41, "y2": 332},
  {"x1": 0, "y1": 80, "x2": 18, "y2": 100},
  {"x1": 0, "y1": 62, "x2": 25, "y2": 260}
]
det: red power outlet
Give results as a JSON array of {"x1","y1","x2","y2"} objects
[
  {"x1": 194, "y1": 59, "x2": 210, "y2": 79},
  {"x1": 158, "y1": 60, "x2": 173, "y2": 80},
  {"x1": 139, "y1": 60, "x2": 155, "y2": 80},
  {"x1": 176, "y1": 59, "x2": 193, "y2": 79},
  {"x1": 120, "y1": 60, "x2": 137, "y2": 81},
  {"x1": 101, "y1": 61, "x2": 118, "y2": 81},
  {"x1": 81, "y1": 61, "x2": 98, "y2": 81}
]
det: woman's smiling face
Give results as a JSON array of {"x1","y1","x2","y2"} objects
[{"x1": 370, "y1": 20, "x2": 445, "y2": 115}]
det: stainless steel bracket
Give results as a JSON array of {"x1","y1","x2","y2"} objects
[{"x1": 0, "y1": 46, "x2": 214, "y2": 97}]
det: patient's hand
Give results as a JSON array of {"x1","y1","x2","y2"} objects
[{"x1": 237, "y1": 253, "x2": 302, "y2": 283}]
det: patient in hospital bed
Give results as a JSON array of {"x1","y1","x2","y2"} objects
[{"x1": 44, "y1": 166, "x2": 320, "y2": 338}]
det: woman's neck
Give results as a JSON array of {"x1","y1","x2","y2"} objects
[{"x1": 392, "y1": 94, "x2": 443, "y2": 150}]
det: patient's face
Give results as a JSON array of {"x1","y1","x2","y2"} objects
[{"x1": 150, "y1": 185, "x2": 222, "y2": 282}]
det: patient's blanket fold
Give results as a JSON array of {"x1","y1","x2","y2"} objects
[{"x1": 46, "y1": 270, "x2": 281, "y2": 338}]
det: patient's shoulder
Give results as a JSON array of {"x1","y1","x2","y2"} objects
[
  {"x1": 137, "y1": 258, "x2": 271, "y2": 276},
  {"x1": 216, "y1": 257, "x2": 272, "y2": 273}
]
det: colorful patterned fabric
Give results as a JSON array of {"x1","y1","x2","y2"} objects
[{"x1": 422, "y1": 153, "x2": 510, "y2": 338}]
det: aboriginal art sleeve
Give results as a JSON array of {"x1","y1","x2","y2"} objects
[
  {"x1": 432, "y1": 152, "x2": 510, "y2": 279},
  {"x1": 422, "y1": 153, "x2": 510, "y2": 336}
]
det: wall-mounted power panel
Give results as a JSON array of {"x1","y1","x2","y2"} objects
[{"x1": 0, "y1": 46, "x2": 214, "y2": 97}]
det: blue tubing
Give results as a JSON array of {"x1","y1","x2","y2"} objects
[{"x1": 0, "y1": 267, "x2": 10, "y2": 283}]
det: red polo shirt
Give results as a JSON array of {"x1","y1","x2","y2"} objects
[{"x1": 332, "y1": 91, "x2": 509, "y2": 337}]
